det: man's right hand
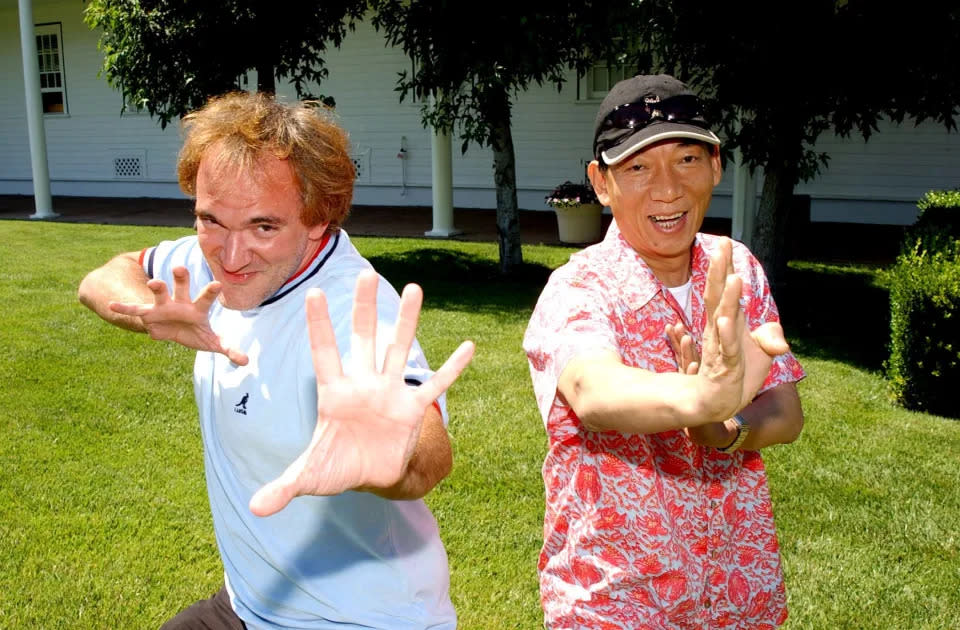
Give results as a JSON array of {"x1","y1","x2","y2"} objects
[
  {"x1": 693, "y1": 238, "x2": 786, "y2": 423},
  {"x1": 109, "y1": 266, "x2": 249, "y2": 365}
]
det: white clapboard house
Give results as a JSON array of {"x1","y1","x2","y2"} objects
[{"x1": 3, "y1": 0, "x2": 959, "y2": 229}]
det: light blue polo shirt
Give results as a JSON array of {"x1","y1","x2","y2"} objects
[{"x1": 144, "y1": 231, "x2": 456, "y2": 629}]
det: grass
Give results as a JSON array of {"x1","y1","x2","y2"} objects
[{"x1": 1, "y1": 221, "x2": 958, "y2": 629}]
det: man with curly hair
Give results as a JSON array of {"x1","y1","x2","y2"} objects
[{"x1": 79, "y1": 92, "x2": 473, "y2": 629}]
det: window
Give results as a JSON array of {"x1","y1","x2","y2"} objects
[
  {"x1": 580, "y1": 61, "x2": 629, "y2": 101},
  {"x1": 35, "y1": 23, "x2": 67, "y2": 114}
]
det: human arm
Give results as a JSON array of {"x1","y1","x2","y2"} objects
[
  {"x1": 730, "y1": 382, "x2": 803, "y2": 449},
  {"x1": 557, "y1": 239, "x2": 786, "y2": 434},
  {"x1": 559, "y1": 349, "x2": 724, "y2": 433},
  {"x1": 77, "y1": 251, "x2": 156, "y2": 332},
  {"x1": 77, "y1": 251, "x2": 248, "y2": 364},
  {"x1": 248, "y1": 271, "x2": 474, "y2": 516},
  {"x1": 667, "y1": 319, "x2": 803, "y2": 449},
  {"x1": 367, "y1": 402, "x2": 452, "y2": 500},
  {"x1": 669, "y1": 381, "x2": 803, "y2": 449}
]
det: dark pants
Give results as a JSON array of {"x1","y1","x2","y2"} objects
[{"x1": 160, "y1": 585, "x2": 247, "y2": 630}]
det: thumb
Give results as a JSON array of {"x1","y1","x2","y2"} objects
[
  {"x1": 249, "y1": 470, "x2": 301, "y2": 517},
  {"x1": 751, "y1": 322, "x2": 790, "y2": 357},
  {"x1": 221, "y1": 345, "x2": 250, "y2": 367}
]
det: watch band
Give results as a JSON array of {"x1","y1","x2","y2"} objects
[{"x1": 717, "y1": 413, "x2": 750, "y2": 453}]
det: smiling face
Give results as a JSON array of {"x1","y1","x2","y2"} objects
[
  {"x1": 194, "y1": 149, "x2": 328, "y2": 310},
  {"x1": 588, "y1": 139, "x2": 722, "y2": 286}
]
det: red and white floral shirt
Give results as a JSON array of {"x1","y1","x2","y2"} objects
[{"x1": 523, "y1": 223, "x2": 805, "y2": 629}]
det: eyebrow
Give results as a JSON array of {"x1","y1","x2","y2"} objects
[{"x1": 194, "y1": 208, "x2": 286, "y2": 227}]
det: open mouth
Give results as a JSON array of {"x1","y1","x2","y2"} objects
[{"x1": 649, "y1": 211, "x2": 687, "y2": 230}]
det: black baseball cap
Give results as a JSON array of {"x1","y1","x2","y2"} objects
[{"x1": 593, "y1": 74, "x2": 720, "y2": 166}]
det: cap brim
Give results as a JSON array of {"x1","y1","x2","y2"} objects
[{"x1": 601, "y1": 123, "x2": 721, "y2": 166}]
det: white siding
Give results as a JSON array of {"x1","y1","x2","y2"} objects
[
  {"x1": 2, "y1": 3, "x2": 958, "y2": 223},
  {"x1": 800, "y1": 120, "x2": 959, "y2": 201},
  {"x1": 0, "y1": 0, "x2": 184, "y2": 198}
]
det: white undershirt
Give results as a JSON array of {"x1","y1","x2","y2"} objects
[{"x1": 667, "y1": 279, "x2": 693, "y2": 321}]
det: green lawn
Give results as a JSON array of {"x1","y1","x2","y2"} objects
[{"x1": 1, "y1": 221, "x2": 957, "y2": 629}]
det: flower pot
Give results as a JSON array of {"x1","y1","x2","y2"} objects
[{"x1": 554, "y1": 203, "x2": 603, "y2": 244}]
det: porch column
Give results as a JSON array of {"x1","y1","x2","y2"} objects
[
  {"x1": 731, "y1": 152, "x2": 755, "y2": 247},
  {"x1": 425, "y1": 95, "x2": 460, "y2": 238},
  {"x1": 18, "y1": 0, "x2": 57, "y2": 219}
]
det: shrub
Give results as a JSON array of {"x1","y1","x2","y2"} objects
[
  {"x1": 906, "y1": 189, "x2": 960, "y2": 253},
  {"x1": 917, "y1": 188, "x2": 960, "y2": 215},
  {"x1": 886, "y1": 239, "x2": 960, "y2": 418}
]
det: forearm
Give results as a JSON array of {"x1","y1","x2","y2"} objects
[
  {"x1": 694, "y1": 382, "x2": 804, "y2": 449},
  {"x1": 77, "y1": 252, "x2": 152, "y2": 332},
  {"x1": 737, "y1": 382, "x2": 803, "y2": 450},
  {"x1": 560, "y1": 352, "x2": 735, "y2": 434},
  {"x1": 367, "y1": 405, "x2": 452, "y2": 500}
]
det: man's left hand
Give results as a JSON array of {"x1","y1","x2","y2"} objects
[
  {"x1": 667, "y1": 316, "x2": 789, "y2": 447},
  {"x1": 248, "y1": 271, "x2": 475, "y2": 517}
]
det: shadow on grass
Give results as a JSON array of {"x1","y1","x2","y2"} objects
[
  {"x1": 367, "y1": 248, "x2": 555, "y2": 317},
  {"x1": 778, "y1": 263, "x2": 891, "y2": 373}
]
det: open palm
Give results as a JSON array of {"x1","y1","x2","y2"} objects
[
  {"x1": 249, "y1": 271, "x2": 475, "y2": 517},
  {"x1": 109, "y1": 266, "x2": 248, "y2": 365}
]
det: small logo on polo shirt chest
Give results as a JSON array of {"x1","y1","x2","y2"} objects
[{"x1": 234, "y1": 393, "x2": 249, "y2": 415}]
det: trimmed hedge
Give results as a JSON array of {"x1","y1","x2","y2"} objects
[
  {"x1": 917, "y1": 188, "x2": 960, "y2": 213},
  {"x1": 909, "y1": 189, "x2": 960, "y2": 249},
  {"x1": 886, "y1": 238, "x2": 960, "y2": 418}
]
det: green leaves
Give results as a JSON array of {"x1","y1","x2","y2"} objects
[
  {"x1": 83, "y1": 0, "x2": 366, "y2": 128},
  {"x1": 370, "y1": 0, "x2": 618, "y2": 150},
  {"x1": 918, "y1": 189, "x2": 960, "y2": 212},
  {"x1": 886, "y1": 236, "x2": 960, "y2": 416}
]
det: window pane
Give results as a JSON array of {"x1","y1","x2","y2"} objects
[
  {"x1": 42, "y1": 91, "x2": 64, "y2": 113},
  {"x1": 54, "y1": 74, "x2": 61, "y2": 88},
  {"x1": 52, "y1": 53, "x2": 59, "y2": 71},
  {"x1": 592, "y1": 67, "x2": 607, "y2": 93},
  {"x1": 50, "y1": 34, "x2": 58, "y2": 50},
  {"x1": 40, "y1": 74, "x2": 48, "y2": 89}
]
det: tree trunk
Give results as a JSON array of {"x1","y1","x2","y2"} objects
[
  {"x1": 256, "y1": 63, "x2": 276, "y2": 94},
  {"x1": 489, "y1": 88, "x2": 523, "y2": 275},
  {"x1": 751, "y1": 160, "x2": 799, "y2": 293}
]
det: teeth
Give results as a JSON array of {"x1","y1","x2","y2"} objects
[{"x1": 652, "y1": 212, "x2": 684, "y2": 222}]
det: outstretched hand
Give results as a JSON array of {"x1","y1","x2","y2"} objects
[
  {"x1": 109, "y1": 266, "x2": 248, "y2": 365},
  {"x1": 248, "y1": 271, "x2": 475, "y2": 517},
  {"x1": 666, "y1": 319, "x2": 787, "y2": 403},
  {"x1": 686, "y1": 238, "x2": 789, "y2": 423}
]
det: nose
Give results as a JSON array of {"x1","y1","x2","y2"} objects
[
  {"x1": 220, "y1": 230, "x2": 251, "y2": 270},
  {"x1": 649, "y1": 166, "x2": 683, "y2": 204}
]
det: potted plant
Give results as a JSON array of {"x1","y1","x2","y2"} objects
[{"x1": 545, "y1": 181, "x2": 604, "y2": 244}]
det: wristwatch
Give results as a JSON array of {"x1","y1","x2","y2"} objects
[{"x1": 717, "y1": 414, "x2": 750, "y2": 453}]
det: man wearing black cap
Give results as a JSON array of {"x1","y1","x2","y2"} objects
[{"x1": 523, "y1": 74, "x2": 805, "y2": 628}]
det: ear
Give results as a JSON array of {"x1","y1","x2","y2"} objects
[
  {"x1": 709, "y1": 146, "x2": 723, "y2": 187},
  {"x1": 587, "y1": 161, "x2": 611, "y2": 207},
  {"x1": 307, "y1": 222, "x2": 330, "y2": 241}
]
